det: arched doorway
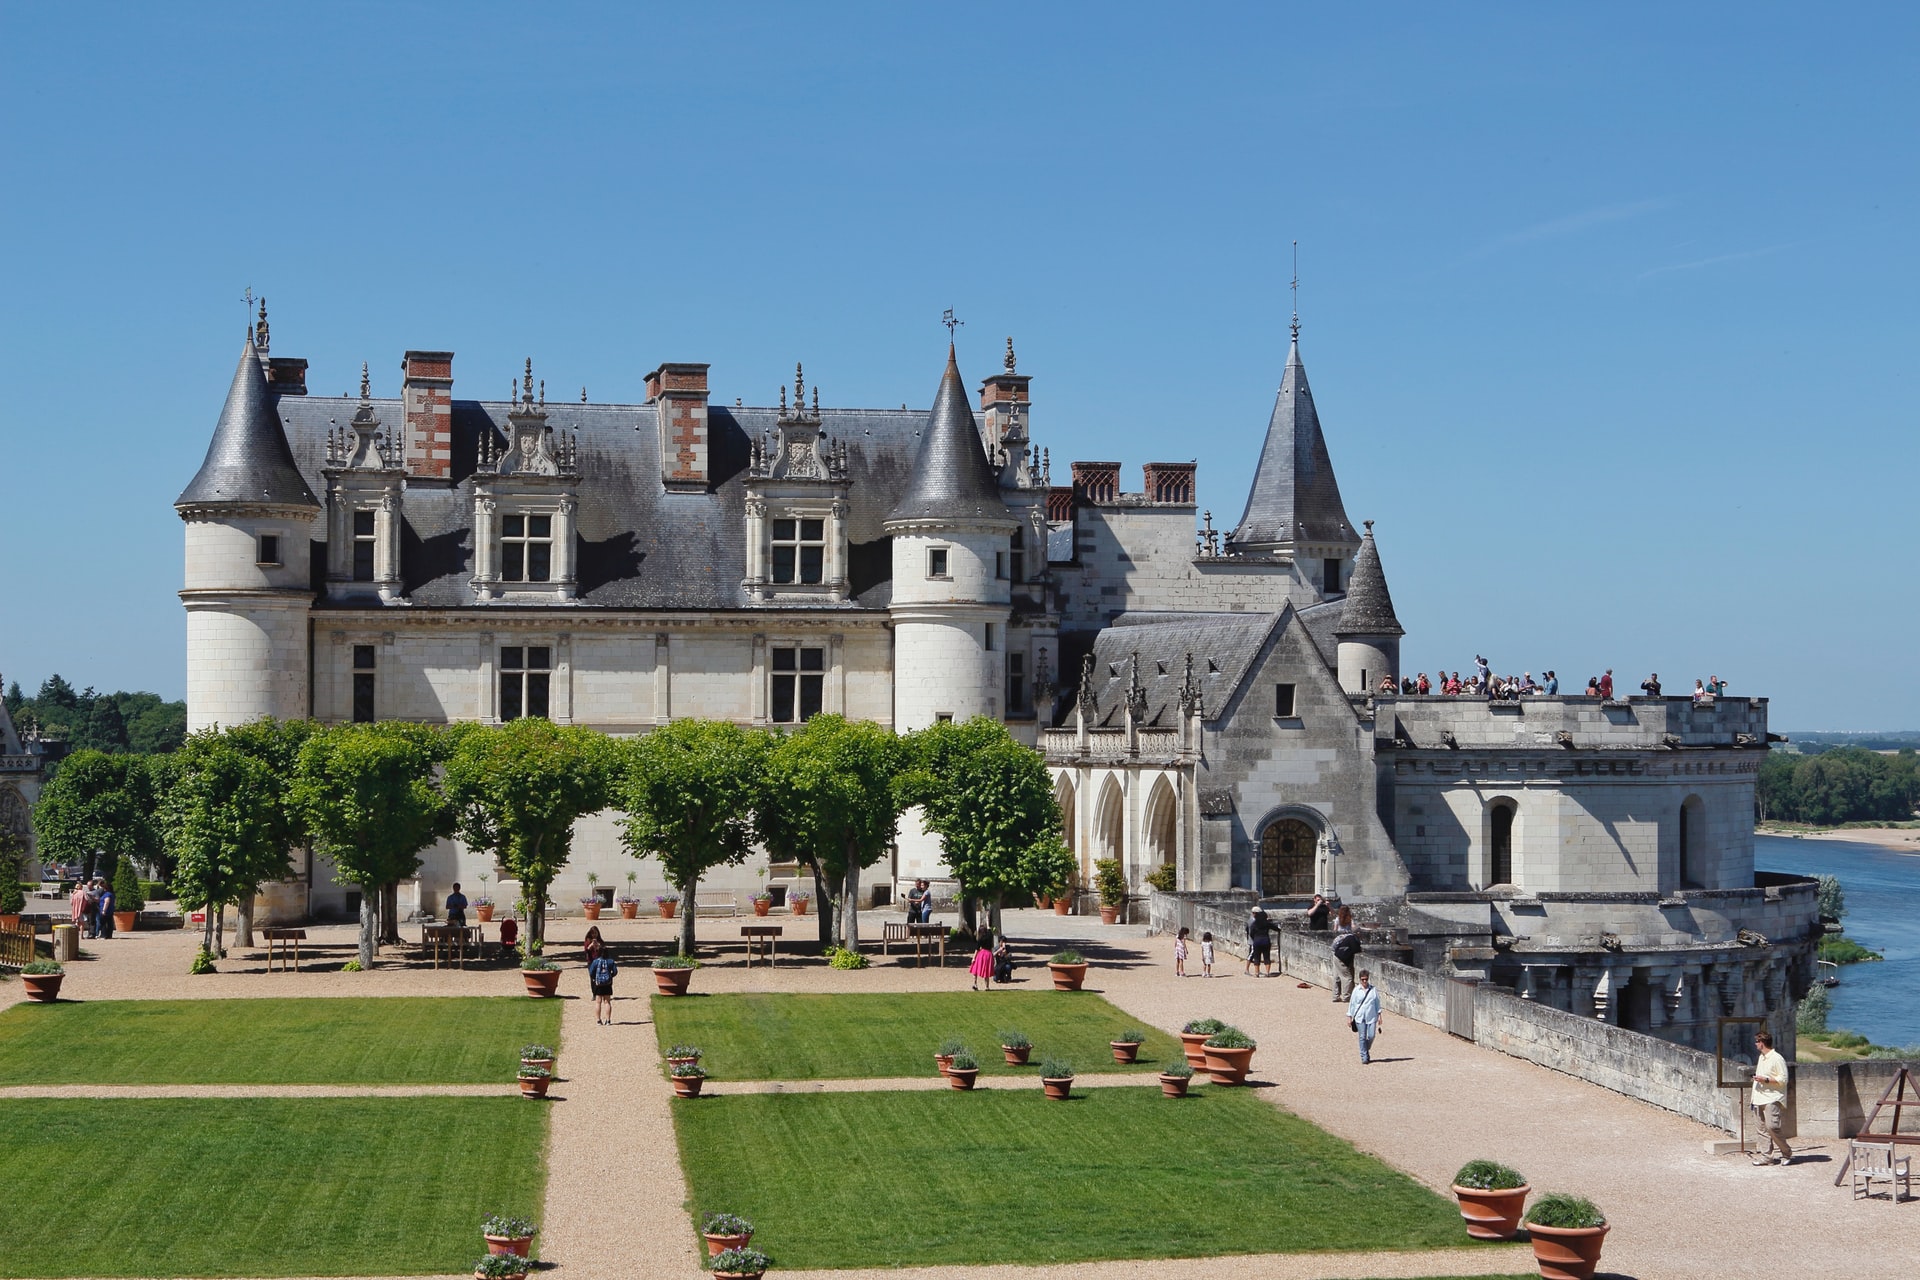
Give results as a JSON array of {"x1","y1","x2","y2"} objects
[
  {"x1": 1143, "y1": 776, "x2": 1177, "y2": 885},
  {"x1": 1489, "y1": 801, "x2": 1515, "y2": 887},
  {"x1": 1093, "y1": 775, "x2": 1125, "y2": 875},
  {"x1": 1259, "y1": 817, "x2": 1318, "y2": 897}
]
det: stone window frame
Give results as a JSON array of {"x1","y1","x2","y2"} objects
[
  {"x1": 472, "y1": 490, "x2": 577, "y2": 603},
  {"x1": 498, "y1": 511, "x2": 556, "y2": 584},
  {"x1": 927, "y1": 545, "x2": 951, "y2": 580},
  {"x1": 768, "y1": 641, "x2": 826, "y2": 724},
  {"x1": 769, "y1": 515, "x2": 827, "y2": 586},
  {"x1": 498, "y1": 642, "x2": 554, "y2": 722},
  {"x1": 256, "y1": 533, "x2": 282, "y2": 567}
]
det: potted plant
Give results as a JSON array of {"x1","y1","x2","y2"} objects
[
  {"x1": 581, "y1": 873, "x2": 602, "y2": 920},
  {"x1": 1094, "y1": 857, "x2": 1127, "y2": 924},
  {"x1": 1158, "y1": 1059, "x2": 1195, "y2": 1098},
  {"x1": 481, "y1": 1213, "x2": 538, "y2": 1257},
  {"x1": 653, "y1": 954, "x2": 696, "y2": 995},
  {"x1": 520, "y1": 949, "x2": 560, "y2": 997},
  {"x1": 112, "y1": 858, "x2": 144, "y2": 934},
  {"x1": 788, "y1": 889, "x2": 810, "y2": 917},
  {"x1": 516, "y1": 1063, "x2": 551, "y2": 1099},
  {"x1": 1110, "y1": 1028, "x2": 1146, "y2": 1064},
  {"x1": 519, "y1": 1043, "x2": 555, "y2": 1073},
  {"x1": 1202, "y1": 1026, "x2": 1257, "y2": 1085},
  {"x1": 1522, "y1": 1193, "x2": 1608, "y2": 1280},
  {"x1": 1047, "y1": 948, "x2": 1089, "y2": 991},
  {"x1": 998, "y1": 1028, "x2": 1032, "y2": 1065},
  {"x1": 20, "y1": 959, "x2": 64, "y2": 1002},
  {"x1": 750, "y1": 892, "x2": 773, "y2": 918},
  {"x1": 472, "y1": 1252, "x2": 529, "y2": 1280},
  {"x1": 1053, "y1": 883, "x2": 1072, "y2": 916},
  {"x1": 618, "y1": 871, "x2": 641, "y2": 918},
  {"x1": 710, "y1": 1246, "x2": 770, "y2": 1280},
  {"x1": 665, "y1": 1044, "x2": 703, "y2": 1072},
  {"x1": 935, "y1": 1036, "x2": 966, "y2": 1077},
  {"x1": 1450, "y1": 1160, "x2": 1530, "y2": 1240},
  {"x1": 670, "y1": 1060, "x2": 707, "y2": 1099},
  {"x1": 1179, "y1": 1017, "x2": 1225, "y2": 1068},
  {"x1": 701, "y1": 1211, "x2": 754, "y2": 1257},
  {"x1": 656, "y1": 892, "x2": 679, "y2": 919},
  {"x1": 1039, "y1": 1057, "x2": 1075, "y2": 1101},
  {"x1": 946, "y1": 1049, "x2": 981, "y2": 1090}
]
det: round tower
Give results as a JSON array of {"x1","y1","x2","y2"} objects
[
  {"x1": 1335, "y1": 520, "x2": 1404, "y2": 695},
  {"x1": 176, "y1": 336, "x2": 322, "y2": 731}
]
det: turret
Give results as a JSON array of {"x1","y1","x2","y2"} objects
[
  {"x1": 176, "y1": 336, "x2": 321, "y2": 730},
  {"x1": 1335, "y1": 521, "x2": 1404, "y2": 695}
]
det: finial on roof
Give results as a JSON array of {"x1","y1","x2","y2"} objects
[
  {"x1": 1364, "y1": 518, "x2": 1374, "y2": 534},
  {"x1": 539, "y1": 378, "x2": 545, "y2": 407},
  {"x1": 255, "y1": 296, "x2": 270, "y2": 352},
  {"x1": 1289, "y1": 239, "x2": 1300, "y2": 344},
  {"x1": 522, "y1": 358, "x2": 534, "y2": 406},
  {"x1": 581, "y1": 386, "x2": 587, "y2": 403},
  {"x1": 359, "y1": 362, "x2": 370, "y2": 402},
  {"x1": 779, "y1": 382, "x2": 787, "y2": 412},
  {"x1": 794, "y1": 362, "x2": 805, "y2": 409},
  {"x1": 1005, "y1": 336, "x2": 1016, "y2": 373},
  {"x1": 942, "y1": 308, "x2": 962, "y2": 340},
  {"x1": 812, "y1": 385, "x2": 819, "y2": 414}
]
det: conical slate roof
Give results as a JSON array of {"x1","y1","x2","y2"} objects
[
  {"x1": 1228, "y1": 337, "x2": 1355, "y2": 549},
  {"x1": 176, "y1": 338, "x2": 319, "y2": 509},
  {"x1": 886, "y1": 345, "x2": 1012, "y2": 525},
  {"x1": 1335, "y1": 522, "x2": 1403, "y2": 637}
]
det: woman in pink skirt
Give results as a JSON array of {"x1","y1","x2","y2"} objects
[{"x1": 969, "y1": 927, "x2": 995, "y2": 991}]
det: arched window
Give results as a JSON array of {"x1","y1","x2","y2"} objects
[
  {"x1": 1489, "y1": 802, "x2": 1516, "y2": 887},
  {"x1": 1259, "y1": 818, "x2": 1317, "y2": 896},
  {"x1": 1144, "y1": 777, "x2": 1177, "y2": 881}
]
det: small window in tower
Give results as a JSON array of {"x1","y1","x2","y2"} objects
[
  {"x1": 501, "y1": 514, "x2": 553, "y2": 584},
  {"x1": 771, "y1": 517, "x2": 826, "y2": 585},
  {"x1": 995, "y1": 551, "x2": 1007, "y2": 579},
  {"x1": 352, "y1": 644, "x2": 376, "y2": 723},
  {"x1": 1009, "y1": 526, "x2": 1025, "y2": 582},
  {"x1": 770, "y1": 645, "x2": 825, "y2": 723},
  {"x1": 928, "y1": 546, "x2": 949, "y2": 579},
  {"x1": 1274, "y1": 683, "x2": 1297, "y2": 718},
  {"x1": 352, "y1": 510, "x2": 376, "y2": 582},
  {"x1": 934, "y1": 712, "x2": 954, "y2": 724},
  {"x1": 1322, "y1": 558, "x2": 1342, "y2": 594},
  {"x1": 499, "y1": 645, "x2": 552, "y2": 721},
  {"x1": 983, "y1": 623, "x2": 995, "y2": 652},
  {"x1": 257, "y1": 534, "x2": 281, "y2": 567}
]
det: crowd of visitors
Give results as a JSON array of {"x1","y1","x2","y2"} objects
[
  {"x1": 67, "y1": 876, "x2": 116, "y2": 940},
  {"x1": 1386, "y1": 658, "x2": 1731, "y2": 703}
]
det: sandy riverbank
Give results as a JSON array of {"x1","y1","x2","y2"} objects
[{"x1": 1759, "y1": 824, "x2": 1920, "y2": 852}]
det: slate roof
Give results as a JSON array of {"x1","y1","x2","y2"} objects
[
  {"x1": 886, "y1": 345, "x2": 1013, "y2": 525},
  {"x1": 1295, "y1": 599, "x2": 1346, "y2": 669},
  {"x1": 1227, "y1": 337, "x2": 1356, "y2": 550},
  {"x1": 1081, "y1": 612, "x2": 1287, "y2": 727},
  {"x1": 177, "y1": 340, "x2": 320, "y2": 509},
  {"x1": 1335, "y1": 524, "x2": 1403, "y2": 637}
]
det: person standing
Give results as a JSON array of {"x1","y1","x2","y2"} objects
[
  {"x1": 582, "y1": 924, "x2": 605, "y2": 964},
  {"x1": 1305, "y1": 893, "x2": 1331, "y2": 932},
  {"x1": 1246, "y1": 906, "x2": 1273, "y2": 977},
  {"x1": 1173, "y1": 926, "x2": 1190, "y2": 977},
  {"x1": 80, "y1": 879, "x2": 99, "y2": 939},
  {"x1": 1200, "y1": 931, "x2": 1215, "y2": 978},
  {"x1": 1544, "y1": 671, "x2": 1559, "y2": 695},
  {"x1": 1331, "y1": 906, "x2": 1359, "y2": 1000},
  {"x1": 969, "y1": 927, "x2": 995, "y2": 991},
  {"x1": 444, "y1": 882, "x2": 468, "y2": 929},
  {"x1": 1640, "y1": 673, "x2": 1661, "y2": 697},
  {"x1": 69, "y1": 880, "x2": 88, "y2": 934},
  {"x1": 1347, "y1": 970, "x2": 1383, "y2": 1064},
  {"x1": 587, "y1": 948, "x2": 618, "y2": 1026},
  {"x1": 1598, "y1": 669, "x2": 1614, "y2": 699},
  {"x1": 96, "y1": 878, "x2": 116, "y2": 940},
  {"x1": 907, "y1": 879, "x2": 932, "y2": 924},
  {"x1": 1749, "y1": 1028, "x2": 1793, "y2": 1165}
]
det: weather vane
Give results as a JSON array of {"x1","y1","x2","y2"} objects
[
  {"x1": 942, "y1": 308, "x2": 963, "y2": 339},
  {"x1": 242, "y1": 285, "x2": 255, "y2": 339},
  {"x1": 1290, "y1": 240, "x2": 1300, "y2": 342}
]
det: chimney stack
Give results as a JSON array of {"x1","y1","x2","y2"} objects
[
  {"x1": 647, "y1": 362, "x2": 712, "y2": 492},
  {"x1": 401, "y1": 350, "x2": 455, "y2": 479}
]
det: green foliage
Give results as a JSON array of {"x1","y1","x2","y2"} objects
[
  {"x1": 1050, "y1": 949, "x2": 1084, "y2": 965},
  {"x1": 519, "y1": 1044, "x2": 554, "y2": 1061},
  {"x1": 1160, "y1": 1060, "x2": 1195, "y2": 1079},
  {"x1": 1815, "y1": 874, "x2": 1846, "y2": 921},
  {"x1": 1523, "y1": 1193, "x2": 1605, "y2": 1229},
  {"x1": 22, "y1": 959, "x2": 64, "y2": 975},
  {"x1": 1452, "y1": 1159, "x2": 1526, "y2": 1190},
  {"x1": 482, "y1": 1213, "x2": 538, "y2": 1239},
  {"x1": 1819, "y1": 934, "x2": 1882, "y2": 964},
  {"x1": 33, "y1": 749, "x2": 163, "y2": 878},
  {"x1": 7, "y1": 677, "x2": 186, "y2": 757},
  {"x1": 937, "y1": 1036, "x2": 968, "y2": 1057},
  {"x1": 1114, "y1": 1028, "x2": 1146, "y2": 1044},
  {"x1": 948, "y1": 1050, "x2": 979, "y2": 1071},
  {"x1": 0, "y1": 864, "x2": 23, "y2": 915},
  {"x1": 899, "y1": 716, "x2": 1066, "y2": 907},
  {"x1": 1760, "y1": 746, "x2": 1920, "y2": 825},
  {"x1": 1144, "y1": 862, "x2": 1178, "y2": 893},
  {"x1": 1827, "y1": 1030, "x2": 1868, "y2": 1049},
  {"x1": 653, "y1": 955, "x2": 697, "y2": 970},
  {"x1": 708, "y1": 1247, "x2": 770, "y2": 1274},
  {"x1": 701, "y1": 1211, "x2": 752, "y2": 1237},
  {"x1": 515, "y1": 1063, "x2": 551, "y2": 1080},
  {"x1": 112, "y1": 855, "x2": 144, "y2": 913},
  {"x1": 1182, "y1": 1017, "x2": 1227, "y2": 1035},
  {"x1": 189, "y1": 947, "x2": 217, "y2": 975},
  {"x1": 670, "y1": 1060, "x2": 707, "y2": 1078},
  {"x1": 1038, "y1": 1057, "x2": 1075, "y2": 1079},
  {"x1": 162, "y1": 728, "x2": 293, "y2": 954},
  {"x1": 1796, "y1": 985, "x2": 1830, "y2": 1034},
  {"x1": 520, "y1": 953, "x2": 557, "y2": 971},
  {"x1": 997, "y1": 1028, "x2": 1031, "y2": 1049},
  {"x1": 666, "y1": 1045, "x2": 703, "y2": 1060},
  {"x1": 1093, "y1": 857, "x2": 1127, "y2": 907},
  {"x1": 1203, "y1": 1027, "x2": 1257, "y2": 1050},
  {"x1": 826, "y1": 945, "x2": 869, "y2": 969},
  {"x1": 473, "y1": 1251, "x2": 532, "y2": 1278},
  {"x1": 340, "y1": 959, "x2": 363, "y2": 972}
]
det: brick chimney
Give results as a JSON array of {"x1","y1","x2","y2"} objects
[
  {"x1": 1071, "y1": 460, "x2": 1120, "y2": 505},
  {"x1": 264, "y1": 358, "x2": 308, "y2": 395},
  {"x1": 1141, "y1": 462, "x2": 1196, "y2": 504},
  {"x1": 647, "y1": 362, "x2": 712, "y2": 492},
  {"x1": 401, "y1": 351, "x2": 455, "y2": 479}
]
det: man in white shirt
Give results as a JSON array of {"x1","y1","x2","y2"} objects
[
  {"x1": 1749, "y1": 1028, "x2": 1792, "y2": 1165},
  {"x1": 1347, "y1": 970, "x2": 1383, "y2": 1065}
]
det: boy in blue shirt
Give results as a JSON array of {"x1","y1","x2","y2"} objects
[{"x1": 588, "y1": 950, "x2": 618, "y2": 1025}]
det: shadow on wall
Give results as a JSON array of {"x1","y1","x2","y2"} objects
[{"x1": 578, "y1": 531, "x2": 644, "y2": 596}]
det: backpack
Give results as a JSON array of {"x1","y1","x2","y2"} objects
[
  {"x1": 1332, "y1": 931, "x2": 1361, "y2": 963},
  {"x1": 588, "y1": 955, "x2": 618, "y2": 984}
]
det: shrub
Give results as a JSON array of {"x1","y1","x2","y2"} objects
[
  {"x1": 1050, "y1": 949, "x2": 1085, "y2": 965},
  {"x1": 1796, "y1": 986, "x2": 1830, "y2": 1035},
  {"x1": 1094, "y1": 857, "x2": 1127, "y2": 907},
  {"x1": 937, "y1": 1037, "x2": 969, "y2": 1057},
  {"x1": 949, "y1": 1050, "x2": 979, "y2": 1071},
  {"x1": 787, "y1": 890, "x2": 810, "y2": 904},
  {"x1": 666, "y1": 1044, "x2": 703, "y2": 1060},
  {"x1": 22, "y1": 959, "x2": 64, "y2": 975},
  {"x1": 670, "y1": 1061, "x2": 707, "y2": 1078},
  {"x1": 1827, "y1": 1030, "x2": 1868, "y2": 1049},
  {"x1": 827, "y1": 946, "x2": 869, "y2": 970},
  {"x1": 520, "y1": 1044, "x2": 555, "y2": 1061},
  {"x1": 472, "y1": 1254, "x2": 530, "y2": 1279},
  {"x1": 750, "y1": 893, "x2": 773, "y2": 905},
  {"x1": 1815, "y1": 873, "x2": 1846, "y2": 922},
  {"x1": 1114, "y1": 1028, "x2": 1146, "y2": 1044},
  {"x1": 653, "y1": 955, "x2": 697, "y2": 970},
  {"x1": 1865, "y1": 1043, "x2": 1920, "y2": 1060},
  {"x1": 1453, "y1": 1159, "x2": 1526, "y2": 1191},
  {"x1": 113, "y1": 857, "x2": 146, "y2": 913},
  {"x1": 515, "y1": 1064, "x2": 551, "y2": 1080},
  {"x1": 1144, "y1": 863, "x2": 1178, "y2": 893},
  {"x1": 1204, "y1": 1027, "x2": 1257, "y2": 1050},
  {"x1": 1820, "y1": 934, "x2": 1883, "y2": 964},
  {"x1": 481, "y1": 1213, "x2": 538, "y2": 1239},
  {"x1": 1160, "y1": 1060, "x2": 1194, "y2": 1079},
  {"x1": 190, "y1": 947, "x2": 218, "y2": 975},
  {"x1": 702, "y1": 1211, "x2": 753, "y2": 1237},
  {"x1": 1524, "y1": 1193, "x2": 1605, "y2": 1229},
  {"x1": 997, "y1": 1028, "x2": 1031, "y2": 1049},
  {"x1": 708, "y1": 1247, "x2": 770, "y2": 1274},
  {"x1": 0, "y1": 877, "x2": 23, "y2": 916},
  {"x1": 1182, "y1": 1017, "x2": 1227, "y2": 1035},
  {"x1": 140, "y1": 879, "x2": 175, "y2": 902},
  {"x1": 1038, "y1": 1057, "x2": 1074, "y2": 1079},
  {"x1": 521, "y1": 954, "x2": 557, "y2": 972},
  {"x1": 340, "y1": 959, "x2": 363, "y2": 972}
]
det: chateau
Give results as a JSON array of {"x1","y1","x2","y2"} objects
[{"x1": 177, "y1": 304, "x2": 1817, "y2": 1052}]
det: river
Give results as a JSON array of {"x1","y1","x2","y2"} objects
[{"x1": 1757, "y1": 833, "x2": 1920, "y2": 1049}]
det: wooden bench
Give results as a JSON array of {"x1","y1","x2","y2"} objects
[
  {"x1": 261, "y1": 927, "x2": 307, "y2": 972},
  {"x1": 694, "y1": 893, "x2": 738, "y2": 917},
  {"x1": 740, "y1": 924, "x2": 783, "y2": 968},
  {"x1": 882, "y1": 921, "x2": 948, "y2": 967},
  {"x1": 882, "y1": 921, "x2": 910, "y2": 953}
]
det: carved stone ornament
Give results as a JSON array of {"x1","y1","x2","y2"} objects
[{"x1": 1199, "y1": 790, "x2": 1235, "y2": 817}]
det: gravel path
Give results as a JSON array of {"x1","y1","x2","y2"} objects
[{"x1": 0, "y1": 1083, "x2": 509, "y2": 1099}]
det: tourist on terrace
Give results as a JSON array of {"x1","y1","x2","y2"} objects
[
  {"x1": 1640, "y1": 673, "x2": 1662, "y2": 697},
  {"x1": 1585, "y1": 677, "x2": 1602, "y2": 697},
  {"x1": 1599, "y1": 669, "x2": 1614, "y2": 698},
  {"x1": 1416, "y1": 672, "x2": 1431, "y2": 695},
  {"x1": 1709, "y1": 674, "x2": 1728, "y2": 696},
  {"x1": 1544, "y1": 670, "x2": 1559, "y2": 694},
  {"x1": 1475, "y1": 655, "x2": 1491, "y2": 685},
  {"x1": 1347, "y1": 969, "x2": 1383, "y2": 1065},
  {"x1": 1306, "y1": 893, "x2": 1331, "y2": 932},
  {"x1": 1749, "y1": 1029, "x2": 1792, "y2": 1165},
  {"x1": 1331, "y1": 906, "x2": 1359, "y2": 1000},
  {"x1": 1694, "y1": 679, "x2": 1709, "y2": 702}
]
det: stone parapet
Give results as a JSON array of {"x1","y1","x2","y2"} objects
[{"x1": 1385, "y1": 695, "x2": 1769, "y2": 751}]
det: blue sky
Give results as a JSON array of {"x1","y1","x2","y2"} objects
[{"x1": 2, "y1": 3, "x2": 1914, "y2": 729}]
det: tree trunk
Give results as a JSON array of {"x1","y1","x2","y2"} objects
[
  {"x1": 841, "y1": 859, "x2": 861, "y2": 951},
  {"x1": 202, "y1": 907, "x2": 216, "y2": 954},
  {"x1": 357, "y1": 891, "x2": 376, "y2": 968},
  {"x1": 214, "y1": 904, "x2": 226, "y2": 956},
  {"x1": 379, "y1": 882, "x2": 401, "y2": 945},
  {"x1": 812, "y1": 864, "x2": 832, "y2": 948},
  {"x1": 989, "y1": 893, "x2": 1003, "y2": 939},
  {"x1": 678, "y1": 872, "x2": 697, "y2": 956},
  {"x1": 526, "y1": 876, "x2": 548, "y2": 946},
  {"x1": 960, "y1": 894, "x2": 978, "y2": 937},
  {"x1": 233, "y1": 893, "x2": 255, "y2": 949}
]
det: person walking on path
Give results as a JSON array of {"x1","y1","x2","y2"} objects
[
  {"x1": 69, "y1": 880, "x2": 88, "y2": 933},
  {"x1": 1173, "y1": 926, "x2": 1190, "y2": 977},
  {"x1": 1331, "y1": 906, "x2": 1359, "y2": 1000},
  {"x1": 969, "y1": 927, "x2": 995, "y2": 991},
  {"x1": 1749, "y1": 1028, "x2": 1793, "y2": 1165},
  {"x1": 587, "y1": 948, "x2": 618, "y2": 1025},
  {"x1": 1347, "y1": 969, "x2": 1383, "y2": 1064},
  {"x1": 1246, "y1": 906, "x2": 1273, "y2": 977}
]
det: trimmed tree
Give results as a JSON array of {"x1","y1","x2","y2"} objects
[
  {"x1": 756, "y1": 715, "x2": 908, "y2": 951},
  {"x1": 162, "y1": 729, "x2": 284, "y2": 960},
  {"x1": 442, "y1": 719, "x2": 616, "y2": 946},
  {"x1": 222, "y1": 718, "x2": 317, "y2": 948},
  {"x1": 292, "y1": 723, "x2": 451, "y2": 968},
  {"x1": 617, "y1": 719, "x2": 770, "y2": 956},
  {"x1": 32, "y1": 749, "x2": 162, "y2": 880}
]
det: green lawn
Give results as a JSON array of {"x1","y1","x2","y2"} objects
[
  {"x1": 0, "y1": 998, "x2": 561, "y2": 1085},
  {"x1": 652, "y1": 991, "x2": 1182, "y2": 1079},
  {"x1": 0, "y1": 1098, "x2": 547, "y2": 1277},
  {"x1": 673, "y1": 1087, "x2": 1485, "y2": 1267}
]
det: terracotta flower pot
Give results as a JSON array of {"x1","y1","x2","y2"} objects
[
  {"x1": 0, "y1": 914, "x2": 18, "y2": 929},
  {"x1": 520, "y1": 1056, "x2": 554, "y2": 1074},
  {"x1": 475, "y1": 1266, "x2": 528, "y2": 1280},
  {"x1": 1048, "y1": 962, "x2": 1088, "y2": 991},
  {"x1": 671, "y1": 1074, "x2": 705, "y2": 1099},
  {"x1": 22, "y1": 974, "x2": 63, "y2": 1003},
  {"x1": 1053, "y1": 898, "x2": 1070, "y2": 916},
  {"x1": 658, "y1": 901, "x2": 678, "y2": 919},
  {"x1": 1178, "y1": 1032, "x2": 1211, "y2": 1068},
  {"x1": 476, "y1": 904, "x2": 495, "y2": 922},
  {"x1": 1451, "y1": 1183, "x2": 1530, "y2": 1240},
  {"x1": 1036, "y1": 894, "x2": 1053, "y2": 910},
  {"x1": 665, "y1": 1055, "x2": 701, "y2": 1072},
  {"x1": 1526, "y1": 1222, "x2": 1609, "y2": 1280},
  {"x1": 933, "y1": 1053, "x2": 954, "y2": 1077},
  {"x1": 703, "y1": 1231, "x2": 751, "y2": 1257},
  {"x1": 947, "y1": 1067, "x2": 980, "y2": 1090},
  {"x1": 1159, "y1": 1073, "x2": 1191, "y2": 1098},
  {"x1": 713, "y1": 1268, "x2": 763, "y2": 1280},
  {"x1": 582, "y1": 903, "x2": 601, "y2": 920},
  {"x1": 752, "y1": 899, "x2": 772, "y2": 917},
  {"x1": 1041, "y1": 1076, "x2": 1073, "y2": 1101},
  {"x1": 1098, "y1": 904, "x2": 1119, "y2": 924},
  {"x1": 1002, "y1": 1044, "x2": 1031, "y2": 1065},
  {"x1": 1110, "y1": 1040, "x2": 1141, "y2": 1064},
  {"x1": 1202, "y1": 1044, "x2": 1254, "y2": 1085},
  {"x1": 518, "y1": 1074, "x2": 550, "y2": 1098},
  {"x1": 113, "y1": 911, "x2": 138, "y2": 934},
  {"x1": 791, "y1": 898, "x2": 809, "y2": 916},
  {"x1": 522, "y1": 969, "x2": 561, "y2": 998},
  {"x1": 654, "y1": 966, "x2": 693, "y2": 996},
  {"x1": 619, "y1": 902, "x2": 639, "y2": 919},
  {"x1": 484, "y1": 1233, "x2": 532, "y2": 1258}
]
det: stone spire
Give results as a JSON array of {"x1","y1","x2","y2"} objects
[
  {"x1": 887, "y1": 345, "x2": 1011, "y2": 524},
  {"x1": 1226, "y1": 333, "x2": 1356, "y2": 552},
  {"x1": 1336, "y1": 520, "x2": 1404, "y2": 638},
  {"x1": 176, "y1": 338, "x2": 319, "y2": 509}
]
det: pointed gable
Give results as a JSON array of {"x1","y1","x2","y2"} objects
[
  {"x1": 886, "y1": 345, "x2": 1011, "y2": 525},
  {"x1": 176, "y1": 339, "x2": 320, "y2": 509},
  {"x1": 1227, "y1": 337, "x2": 1355, "y2": 550}
]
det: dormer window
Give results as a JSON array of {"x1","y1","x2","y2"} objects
[
  {"x1": 257, "y1": 534, "x2": 281, "y2": 567},
  {"x1": 772, "y1": 518, "x2": 825, "y2": 585},
  {"x1": 501, "y1": 515, "x2": 553, "y2": 583},
  {"x1": 352, "y1": 510, "x2": 376, "y2": 581}
]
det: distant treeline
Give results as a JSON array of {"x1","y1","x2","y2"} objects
[
  {"x1": 1784, "y1": 731, "x2": 1920, "y2": 754},
  {"x1": 3, "y1": 675, "x2": 187, "y2": 756},
  {"x1": 1759, "y1": 746, "x2": 1920, "y2": 825}
]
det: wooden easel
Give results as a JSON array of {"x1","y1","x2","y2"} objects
[{"x1": 1832, "y1": 1066, "x2": 1918, "y2": 1186}]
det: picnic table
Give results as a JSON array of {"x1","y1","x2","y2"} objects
[
  {"x1": 882, "y1": 921, "x2": 949, "y2": 967},
  {"x1": 422, "y1": 923, "x2": 482, "y2": 969},
  {"x1": 740, "y1": 924, "x2": 783, "y2": 968},
  {"x1": 262, "y1": 927, "x2": 307, "y2": 972}
]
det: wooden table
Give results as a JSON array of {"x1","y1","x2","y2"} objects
[
  {"x1": 740, "y1": 924, "x2": 783, "y2": 968},
  {"x1": 908, "y1": 922, "x2": 949, "y2": 968},
  {"x1": 262, "y1": 927, "x2": 307, "y2": 972},
  {"x1": 422, "y1": 923, "x2": 481, "y2": 969}
]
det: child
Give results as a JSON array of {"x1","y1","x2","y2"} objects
[
  {"x1": 1200, "y1": 931, "x2": 1215, "y2": 978},
  {"x1": 993, "y1": 935, "x2": 1014, "y2": 984},
  {"x1": 1173, "y1": 926, "x2": 1190, "y2": 977},
  {"x1": 969, "y1": 927, "x2": 995, "y2": 991},
  {"x1": 587, "y1": 947, "x2": 618, "y2": 1025}
]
